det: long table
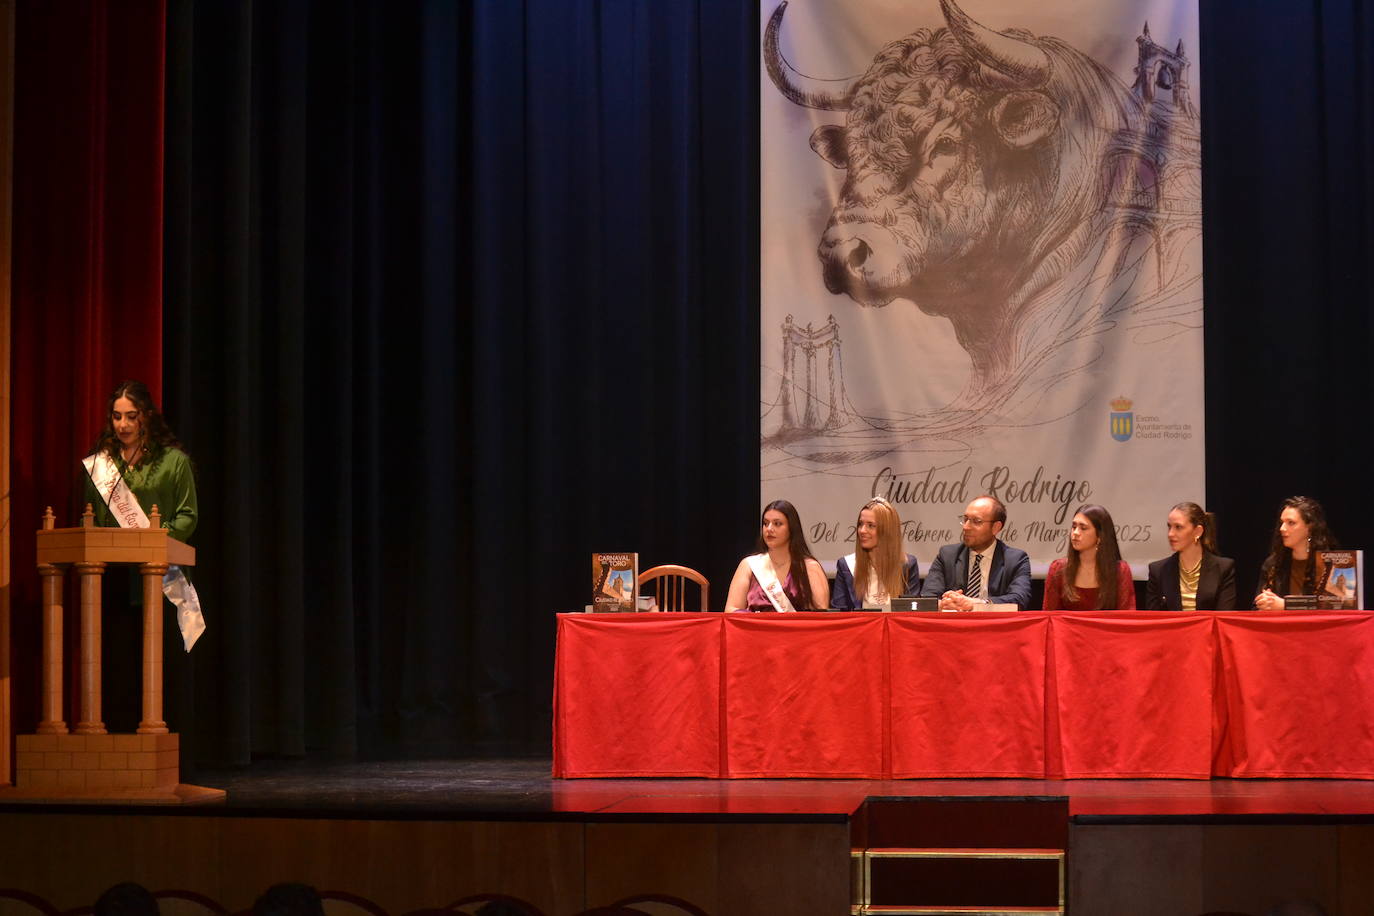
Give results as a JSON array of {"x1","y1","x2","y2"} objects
[{"x1": 553, "y1": 611, "x2": 1374, "y2": 780}]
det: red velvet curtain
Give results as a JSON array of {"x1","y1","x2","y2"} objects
[{"x1": 10, "y1": 0, "x2": 166, "y2": 733}]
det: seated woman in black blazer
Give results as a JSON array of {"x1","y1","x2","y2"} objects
[
  {"x1": 1146, "y1": 501, "x2": 1237, "y2": 611},
  {"x1": 831, "y1": 497, "x2": 920, "y2": 610},
  {"x1": 1254, "y1": 495, "x2": 1335, "y2": 610}
]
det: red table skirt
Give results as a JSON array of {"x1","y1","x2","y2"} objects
[{"x1": 552, "y1": 611, "x2": 1374, "y2": 779}]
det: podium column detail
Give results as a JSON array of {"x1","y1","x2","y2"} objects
[
  {"x1": 73, "y1": 561, "x2": 107, "y2": 735},
  {"x1": 138, "y1": 562, "x2": 169, "y2": 734},
  {"x1": 13, "y1": 509, "x2": 222, "y2": 801},
  {"x1": 36, "y1": 564, "x2": 67, "y2": 735}
]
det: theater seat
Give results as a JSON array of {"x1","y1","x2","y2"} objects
[{"x1": 0, "y1": 889, "x2": 60, "y2": 916}]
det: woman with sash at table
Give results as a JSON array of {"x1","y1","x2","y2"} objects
[
  {"x1": 725, "y1": 499, "x2": 830, "y2": 612},
  {"x1": 1042, "y1": 504, "x2": 1135, "y2": 610},
  {"x1": 1254, "y1": 495, "x2": 1335, "y2": 610},
  {"x1": 831, "y1": 496, "x2": 920, "y2": 610},
  {"x1": 1145, "y1": 501, "x2": 1237, "y2": 611}
]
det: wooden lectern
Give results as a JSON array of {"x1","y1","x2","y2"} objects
[{"x1": 4, "y1": 505, "x2": 224, "y2": 803}]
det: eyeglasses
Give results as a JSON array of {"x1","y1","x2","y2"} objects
[{"x1": 958, "y1": 515, "x2": 990, "y2": 527}]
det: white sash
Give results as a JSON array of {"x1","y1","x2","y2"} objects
[
  {"x1": 846, "y1": 552, "x2": 892, "y2": 611},
  {"x1": 83, "y1": 452, "x2": 206, "y2": 652},
  {"x1": 746, "y1": 553, "x2": 797, "y2": 613}
]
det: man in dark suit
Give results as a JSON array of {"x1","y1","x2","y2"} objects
[{"x1": 920, "y1": 495, "x2": 1033, "y2": 610}]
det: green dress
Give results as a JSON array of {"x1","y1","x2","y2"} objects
[{"x1": 83, "y1": 446, "x2": 198, "y2": 543}]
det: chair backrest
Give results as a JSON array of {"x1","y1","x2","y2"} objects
[{"x1": 637, "y1": 565, "x2": 709, "y2": 612}]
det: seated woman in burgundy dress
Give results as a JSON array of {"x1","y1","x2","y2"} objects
[
  {"x1": 1043, "y1": 504, "x2": 1136, "y2": 610},
  {"x1": 724, "y1": 499, "x2": 829, "y2": 612}
]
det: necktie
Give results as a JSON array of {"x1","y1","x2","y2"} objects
[{"x1": 968, "y1": 553, "x2": 983, "y2": 600}]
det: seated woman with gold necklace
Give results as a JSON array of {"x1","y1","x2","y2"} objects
[{"x1": 1145, "y1": 501, "x2": 1237, "y2": 611}]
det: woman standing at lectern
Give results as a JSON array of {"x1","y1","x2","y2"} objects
[
  {"x1": 80, "y1": 380, "x2": 204, "y2": 733},
  {"x1": 1145, "y1": 502, "x2": 1237, "y2": 610},
  {"x1": 83, "y1": 379, "x2": 198, "y2": 543},
  {"x1": 725, "y1": 499, "x2": 829, "y2": 611},
  {"x1": 1254, "y1": 496, "x2": 1334, "y2": 610},
  {"x1": 831, "y1": 497, "x2": 920, "y2": 610},
  {"x1": 82, "y1": 379, "x2": 203, "y2": 651}
]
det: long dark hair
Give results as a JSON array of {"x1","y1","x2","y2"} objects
[
  {"x1": 1062, "y1": 503, "x2": 1123, "y2": 610},
  {"x1": 755, "y1": 499, "x2": 819, "y2": 609},
  {"x1": 1262, "y1": 496, "x2": 1334, "y2": 593},
  {"x1": 1172, "y1": 501, "x2": 1218, "y2": 553},
  {"x1": 89, "y1": 379, "x2": 184, "y2": 464}
]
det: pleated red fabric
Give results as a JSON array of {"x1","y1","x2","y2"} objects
[
  {"x1": 555, "y1": 612, "x2": 1374, "y2": 780},
  {"x1": 890, "y1": 613, "x2": 1048, "y2": 778},
  {"x1": 554, "y1": 614, "x2": 721, "y2": 778},
  {"x1": 1219, "y1": 612, "x2": 1374, "y2": 778},
  {"x1": 1049, "y1": 613, "x2": 1216, "y2": 778},
  {"x1": 723, "y1": 613, "x2": 886, "y2": 778}
]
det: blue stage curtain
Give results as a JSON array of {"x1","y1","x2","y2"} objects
[
  {"x1": 1198, "y1": 0, "x2": 1374, "y2": 593},
  {"x1": 161, "y1": 0, "x2": 759, "y2": 764}
]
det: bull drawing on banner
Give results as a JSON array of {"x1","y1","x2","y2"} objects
[{"x1": 764, "y1": 0, "x2": 1200, "y2": 443}]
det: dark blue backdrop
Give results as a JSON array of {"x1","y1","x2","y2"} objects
[{"x1": 159, "y1": 0, "x2": 1373, "y2": 766}]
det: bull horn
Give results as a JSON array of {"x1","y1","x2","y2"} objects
[
  {"x1": 764, "y1": 1, "x2": 858, "y2": 111},
  {"x1": 940, "y1": 0, "x2": 1050, "y2": 89}
]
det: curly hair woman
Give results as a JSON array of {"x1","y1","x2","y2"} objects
[
  {"x1": 83, "y1": 380, "x2": 197, "y2": 543},
  {"x1": 1255, "y1": 496, "x2": 1334, "y2": 610},
  {"x1": 82, "y1": 379, "x2": 204, "y2": 656}
]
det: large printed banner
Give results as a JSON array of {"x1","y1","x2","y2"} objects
[{"x1": 760, "y1": 0, "x2": 1203, "y2": 574}]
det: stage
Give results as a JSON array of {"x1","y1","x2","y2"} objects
[
  {"x1": 4, "y1": 759, "x2": 1374, "y2": 915},
  {"x1": 184, "y1": 758, "x2": 1374, "y2": 820}
]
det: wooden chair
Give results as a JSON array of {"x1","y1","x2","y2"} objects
[{"x1": 637, "y1": 565, "x2": 710, "y2": 611}]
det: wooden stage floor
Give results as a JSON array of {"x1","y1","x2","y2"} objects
[
  {"x1": 7, "y1": 759, "x2": 1374, "y2": 914},
  {"x1": 168, "y1": 757, "x2": 1374, "y2": 822}
]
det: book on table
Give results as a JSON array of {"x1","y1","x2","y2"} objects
[
  {"x1": 592, "y1": 552, "x2": 638, "y2": 612},
  {"x1": 1317, "y1": 549, "x2": 1362, "y2": 610}
]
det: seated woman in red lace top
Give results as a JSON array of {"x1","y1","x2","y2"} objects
[{"x1": 1043, "y1": 504, "x2": 1135, "y2": 610}]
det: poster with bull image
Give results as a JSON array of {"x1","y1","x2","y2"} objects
[{"x1": 760, "y1": 0, "x2": 1203, "y2": 576}]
